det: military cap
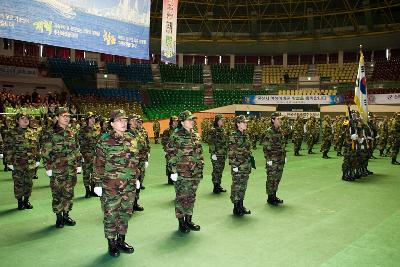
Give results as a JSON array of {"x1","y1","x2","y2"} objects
[
  {"x1": 128, "y1": 114, "x2": 138, "y2": 121},
  {"x1": 171, "y1": 116, "x2": 179, "y2": 121},
  {"x1": 235, "y1": 115, "x2": 249, "y2": 124},
  {"x1": 87, "y1": 112, "x2": 96, "y2": 119},
  {"x1": 110, "y1": 110, "x2": 128, "y2": 120},
  {"x1": 15, "y1": 112, "x2": 29, "y2": 120},
  {"x1": 215, "y1": 113, "x2": 225, "y2": 121},
  {"x1": 270, "y1": 112, "x2": 281, "y2": 119},
  {"x1": 136, "y1": 115, "x2": 143, "y2": 122},
  {"x1": 179, "y1": 110, "x2": 196, "y2": 121},
  {"x1": 56, "y1": 107, "x2": 70, "y2": 116}
]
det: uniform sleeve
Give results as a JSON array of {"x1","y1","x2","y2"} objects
[
  {"x1": 74, "y1": 132, "x2": 83, "y2": 165},
  {"x1": 4, "y1": 130, "x2": 15, "y2": 165},
  {"x1": 166, "y1": 133, "x2": 178, "y2": 174},
  {"x1": 207, "y1": 128, "x2": 216, "y2": 154},
  {"x1": 161, "y1": 129, "x2": 169, "y2": 150},
  {"x1": 93, "y1": 140, "x2": 106, "y2": 187},
  {"x1": 41, "y1": 130, "x2": 53, "y2": 170},
  {"x1": 262, "y1": 130, "x2": 272, "y2": 162},
  {"x1": 228, "y1": 134, "x2": 241, "y2": 167}
]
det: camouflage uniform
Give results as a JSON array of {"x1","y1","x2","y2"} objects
[
  {"x1": 4, "y1": 113, "x2": 40, "y2": 209},
  {"x1": 292, "y1": 116, "x2": 304, "y2": 156},
  {"x1": 321, "y1": 116, "x2": 333, "y2": 158},
  {"x1": 161, "y1": 116, "x2": 179, "y2": 184},
  {"x1": 305, "y1": 117, "x2": 318, "y2": 154},
  {"x1": 78, "y1": 113, "x2": 98, "y2": 196},
  {"x1": 228, "y1": 115, "x2": 252, "y2": 216},
  {"x1": 152, "y1": 120, "x2": 160, "y2": 144},
  {"x1": 207, "y1": 114, "x2": 228, "y2": 193},
  {"x1": 167, "y1": 111, "x2": 204, "y2": 233},
  {"x1": 341, "y1": 121, "x2": 355, "y2": 181},
  {"x1": 377, "y1": 118, "x2": 389, "y2": 157},
  {"x1": 390, "y1": 113, "x2": 400, "y2": 164},
  {"x1": 262, "y1": 113, "x2": 286, "y2": 205},
  {"x1": 42, "y1": 108, "x2": 82, "y2": 224},
  {"x1": 93, "y1": 110, "x2": 138, "y2": 256}
]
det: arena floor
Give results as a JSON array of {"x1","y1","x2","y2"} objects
[{"x1": 1, "y1": 142, "x2": 399, "y2": 267}]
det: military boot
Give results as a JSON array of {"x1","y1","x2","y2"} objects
[
  {"x1": 273, "y1": 193, "x2": 283, "y2": 204},
  {"x1": 63, "y1": 212, "x2": 76, "y2": 226},
  {"x1": 239, "y1": 200, "x2": 251, "y2": 214},
  {"x1": 185, "y1": 215, "x2": 200, "y2": 231},
  {"x1": 56, "y1": 213, "x2": 64, "y2": 228},
  {"x1": 392, "y1": 158, "x2": 400, "y2": 165},
  {"x1": 233, "y1": 202, "x2": 243, "y2": 216},
  {"x1": 116, "y1": 235, "x2": 134, "y2": 254},
  {"x1": 23, "y1": 197, "x2": 33, "y2": 209},
  {"x1": 267, "y1": 195, "x2": 278, "y2": 206},
  {"x1": 108, "y1": 239, "x2": 120, "y2": 257},
  {"x1": 379, "y1": 150, "x2": 384, "y2": 157},
  {"x1": 133, "y1": 198, "x2": 144, "y2": 212},
  {"x1": 178, "y1": 218, "x2": 190, "y2": 233},
  {"x1": 17, "y1": 198, "x2": 25, "y2": 210},
  {"x1": 85, "y1": 186, "x2": 91, "y2": 198}
]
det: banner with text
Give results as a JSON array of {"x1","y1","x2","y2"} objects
[
  {"x1": 0, "y1": 65, "x2": 38, "y2": 77},
  {"x1": 161, "y1": 0, "x2": 178, "y2": 64},
  {"x1": 243, "y1": 95, "x2": 343, "y2": 105}
]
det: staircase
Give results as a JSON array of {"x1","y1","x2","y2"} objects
[
  {"x1": 203, "y1": 65, "x2": 214, "y2": 106},
  {"x1": 151, "y1": 64, "x2": 162, "y2": 87},
  {"x1": 252, "y1": 65, "x2": 262, "y2": 90}
]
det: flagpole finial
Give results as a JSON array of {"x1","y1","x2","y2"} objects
[{"x1": 359, "y1": 45, "x2": 363, "y2": 52}]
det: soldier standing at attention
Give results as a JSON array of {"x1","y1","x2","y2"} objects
[
  {"x1": 93, "y1": 110, "x2": 139, "y2": 257},
  {"x1": 153, "y1": 120, "x2": 161, "y2": 144},
  {"x1": 4, "y1": 113, "x2": 40, "y2": 210},
  {"x1": 78, "y1": 112, "x2": 99, "y2": 198},
  {"x1": 390, "y1": 113, "x2": 400, "y2": 165},
  {"x1": 42, "y1": 107, "x2": 82, "y2": 228},
  {"x1": 305, "y1": 116, "x2": 318, "y2": 154},
  {"x1": 321, "y1": 115, "x2": 333, "y2": 159},
  {"x1": 161, "y1": 116, "x2": 179, "y2": 185},
  {"x1": 292, "y1": 114, "x2": 304, "y2": 156},
  {"x1": 228, "y1": 115, "x2": 252, "y2": 216},
  {"x1": 207, "y1": 114, "x2": 228, "y2": 194},
  {"x1": 167, "y1": 111, "x2": 204, "y2": 233},
  {"x1": 262, "y1": 112, "x2": 286, "y2": 206}
]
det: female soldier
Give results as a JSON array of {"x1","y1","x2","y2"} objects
[{"x1": 167, "y1": 111, "x2": 204, "y2": 233}]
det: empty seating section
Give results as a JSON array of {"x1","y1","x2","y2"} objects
[
  {"x1": 316, "y1": 63, "x2": 357, "y2": 83},
  {"x1": 262, "y1": 65, "x2": 307, "y2": 85},
  {"x1": 47, "y1": 58, "x2": 98, "y2": 78},
  {"x1": 144, "y1": 89, "x2": 207, "y2": 120},
  {"x1": 160, "y1": 64, "x2": 203, "y2": 83},
  {"x1": 278, "y1": 89, "x2": 337, "y2": 96},
  {"x1": 106, "y1": 62, "x2": 153, "y2": 83},
  {"x1": 371, "y1": 59, "x2": 400, "y2": 81},
  {"x1": 211, "y1": 65, "x2": 254, "y2": 84},
  {"x1": 0, "y1": 55, "x2": 40, "y2": 68},
  {"x1": 74, "y1": 98, "x2": 142, "y2": 117},
  {"x1": 213, "y1": 90, "x2": 267, "y2": 106},
  {"x1": 73, "y1": 88, "x2": 141, "y2": 102}
]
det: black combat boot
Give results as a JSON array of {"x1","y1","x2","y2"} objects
[
  {"x1": 178, "y1": 218, "x2": 190, "y2": 233},
  {"x1": 379, "y1": 150, "x2": 384, "y2": 157},
  {"x1": 273, "y1": 193, "x2": 283, "y2": 204},
  {"x1": 337, "y1": 151, "x2": 343, "y2": 156},
  {"x1": 308, "y1": 149, "x2": 312, "y2": 154},
  {"x1": 239, "y1": 200, "x2": 251, "y2": 215},
  {"x1": 392, "y1": 158, "x2": 400, "y2": 165},
  {"x1": 213, "y1": 183, "x2": 226, "y2": 194},
  {"x1": 116, "y1": 235, "x2": 134, "y2": 254},
  {"x1": 85, "y1": 186, "x2": 91, "y2": 198},
  {"x1": 63, "y1": 212, "x2": 76, "y2": 226},
  {"x1": 56, "y1": 213, "x2": 64, "y2": 228},
  {"x1": 133, "y1": 198, "x2": 144, "y2": 212},
  {"x1": 267, "y1": 195, "x2": 278, "y2": 206},
  {"x1": 322, "y1": 152, "x2": 328, "y2": 159},
  {"x1": 33, "y1": 175, "x2": 38, "y2": 180},
  {"x1": 233, "y1": 202, "x2": 243, "y2": 216},
  {"x1": 140, "y1": 184, "x2": 145, "y2": 190},
  {"x1": 23, "y1": 197, "x2": 33, "y2": 209},
  {"x1": 185, "y1": 215, "x2": 200, "y2": 231},
  {"x1": 108, "y1": 238, "x2": 120, "y2": 257},
  {"x1": 17, "y1": 198, "x2": 25, "y2": 210}
]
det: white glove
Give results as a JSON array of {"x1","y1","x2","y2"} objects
[
  {"x1": 211, "y1": 154, "x2": 218, "y2": 161},
  {"x1": 82, "y1": 158, "x2": 85, "y2": 163},
  {"x1": 94, "y1": 187, "x2": 102, "y2": 197},
  {"x1": 267, "y1": 161, "x2": 273, "y2": 166},
  {"x1": 170, "y1": 173, "x2": 178, "y2": 181},
  {"x1": 46, "y1": 170, "x2": 53, "y2": 177},
  {"x1": 135, "y1": 180, "x2": 141, "y2": 189},
  {"x1": 7, "y1": 165, "x2": 14, "y2": 171},
  {"x1": 35, "y1": 161, "x2": 40, "y2": 167},
  {"x1": 77, "y1": 167, "x2": 82, "y2": 174},
  {"x1": 358, "y1": 138, "x2": 364, "y2": 144},
  {"x1": 0, "y1": 154, "x2": 3, "y2": 159},
  {"x1": 351, "y1": 134, "x2": 358, "y2": 141},
  {"x1": 145, "y1": 162, "x2": 149, "y2": 168},
  {"x1": 233, "y1": 167, "x2": 239, "y2": 172},
  {"x1": 285, "y1": 157, "x2": 287, "y2": 164}
]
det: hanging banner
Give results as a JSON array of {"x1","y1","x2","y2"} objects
[
  {"x1": 279, "y1": 112, "x2": 321, "y2": 119},
  {"x1": 243, "y1": 95, "x2": 343, "y2": 105},
  {"x1": 161, "y1": 0, "x2": 178, "y2": 64},
  {"x1": 0, "y1": 65, "x2": 38, "y2": 77},
  {"x1": 368, "y1": 93, "x2": 400, "y2": 104}
]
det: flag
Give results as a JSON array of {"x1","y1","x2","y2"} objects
[{"x1": 354, "y1": 51, "x2": 368, "y2": 123}]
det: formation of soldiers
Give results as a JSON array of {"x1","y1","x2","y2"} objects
[{"x1": 1, "y1": 107, "x2": 399, "y2": 258}]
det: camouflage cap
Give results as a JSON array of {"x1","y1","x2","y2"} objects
[
  {"x1": 270, "y1": 112, "x2": 281, "y2": 119},
  {"x1": 87, "y1": 111, "x2": 96, "y2": 119},
  {"x1": 179, "y1": 110, "x2": 197, "y2": 121},
  {"x1": 215, "y1": 113, "x2": 225, "y2": 120},
  {"x1": 56, "y1": 107, "x2": 70, "y2": 116},
  {"x1": 128, "y1": 114, "x2": 138, "y2": 121},
  {"x1": 110, "y1": 109, "x2": 128, "y2": 120},
  {"x1": 235, "y1": 115, "x2": 249, "y2": 124},
  {"x1": 15, "y1": 112, "x2": 29, "y2": 120},
  {"x1": 171, "y1": 115, "x2": 179, "y2": 121},
  {"x1": 136, "y1": 115, "x2": 143, "y2": 122}
]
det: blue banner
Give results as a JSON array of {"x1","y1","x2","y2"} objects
[{"x1": 0, "y1": 0, "x2": 150, "y2": 59}]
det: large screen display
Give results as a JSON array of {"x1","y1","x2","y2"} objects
[{"x1": 0, "y1": 0, "x2": 150, "y2": 59}]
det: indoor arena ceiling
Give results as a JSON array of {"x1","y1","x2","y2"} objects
[{"x1": 150, "y1": 0, "x2": 400, "y2": 42}]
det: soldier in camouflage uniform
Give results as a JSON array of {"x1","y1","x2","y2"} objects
[
  {"x1": 4, "y1": 113, "x2": 40, "y2": 210},
  {"x1": 2, "y1": 117, "x2": 13, "y2": 171},
  {"x1": 161, "y1": 116, "x2": 179, "y2": 185},
  {"x1": 201, "y1": 118, "x2": 211, "y2": 143},
  {"x1": 341, "y1": 120, "x2": 355, "y2": 181},
  {"x1": 292, "y1": 115, "x2": 305, "y2": 156},
  {"x1": 93, "y1": 110, "x2": 138, "y2": 257},
  {"x1": 29, "y1": 116, "x2": 42, "y2": 180},
  {"x1": 305, "y1": 116, "x2": 318, "y2": 154},
  {"x1": 280, "y1": 116, "x2": 291, "y2": 144},
  {"x1": 321, "y1": 115, "x2": 333, "y2": 159},
  {"x1": 128, "y1": 115, "x2": 149, "y2": 212},
  {"x1": 167, "y1": 111, "x2": 204, "y2": 233},
  {"x1": 78, "y1": 112, "x2": 98, "y2": 198},
  {"x1": 42, "y1": 107, "x2": 82, "y2": 228},
  {"x1": 263, "y1": 112, "x2": 286, "y2": 205},
  {"x1": 153, "y1": 120, "x2": 160, "y2": 144},
  {"x1": 207, "y1": 114, "x2": 228, "y2": 194},
  {"x1": 377, "y1": 117, "x2": 389, "y2": 157},
  {"x1": 228, "y1": 115, "x2": 252, "y2": 216},
  {"x1": 390, "y1": 113, "x2": 400, "y2": 165}
]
